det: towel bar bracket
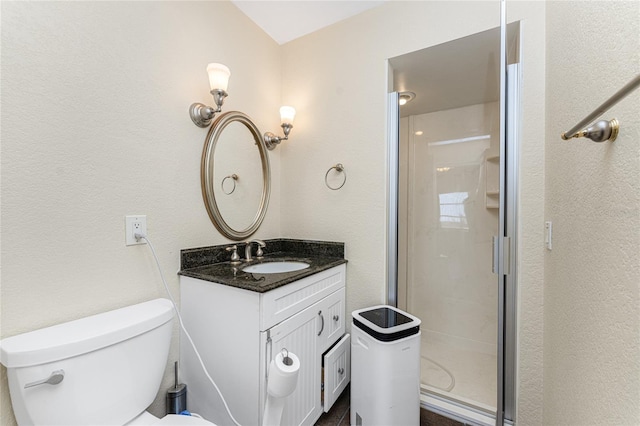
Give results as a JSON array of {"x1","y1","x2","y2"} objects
[
  {"x1": 560, "y1": 74, "x2": 639, "y2": 142},
  {"x1": 561, "y1": 118, "x2": 619, "y2": 143}
]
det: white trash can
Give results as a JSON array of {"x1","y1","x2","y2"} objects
[{"x1": 350, "y1": 305, "x2": 421, "y2": 426}]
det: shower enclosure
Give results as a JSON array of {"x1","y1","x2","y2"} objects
[
  {"x1": 400, "y1": 101, "x2": 500, "y2": 410},
  {"x1": 387, "y1": 22, "x2": 520, "y2": 425}
]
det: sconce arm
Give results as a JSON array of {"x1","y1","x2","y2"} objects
[
  {"x1": 189, "y1": 89, "x2": 228, "y2": 128},
  {"x1": 263, "y1": 123, "x2": 293, "y2": 150}
]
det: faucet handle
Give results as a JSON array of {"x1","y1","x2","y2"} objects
[{"x1": 225, "y1": 245, "x2": 241, "y2": 264}]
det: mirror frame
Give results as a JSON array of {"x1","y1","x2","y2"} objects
[{"x1": 201, "y1": 111, "x2": 271, "y2": 240}]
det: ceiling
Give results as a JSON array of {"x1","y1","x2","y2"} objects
[
  {"x1": 390, "y1": 27, "x2": 502, "y2": 117},
  {"x1": 231, "y1": 1, "x2": 387, "y2": 45}
]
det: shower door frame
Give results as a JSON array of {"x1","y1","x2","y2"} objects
[{"x1": 385, "y1": 51, "x2": 520, "y2": 426}]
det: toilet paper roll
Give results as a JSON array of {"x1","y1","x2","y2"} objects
[{"x1": 267, "y1": 351, "x2": 300, "y2": 398}]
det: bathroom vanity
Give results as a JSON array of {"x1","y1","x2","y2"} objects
[{"x1": 178, "y1": 239, "x2": 349, "y2": 426}]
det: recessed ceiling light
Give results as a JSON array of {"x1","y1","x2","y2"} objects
[
  {"x1": 399, "y1": 92, "x2": 415, "y2": 106},
  {"x1": 414, "y1": 131, "x2": 424, "y2": 136}
]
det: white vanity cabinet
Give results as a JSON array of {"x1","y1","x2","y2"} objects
[{"x1": 180, "y1": 264, "x2": 349, "y2": 426}]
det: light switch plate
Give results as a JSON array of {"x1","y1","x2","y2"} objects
[{"x1": 545, "y1": 221, "x2": 553, "y2": 250}]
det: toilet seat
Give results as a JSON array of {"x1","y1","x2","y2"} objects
[{"x1": 153, "y1": 414, "x2": 216, "y2": 425}]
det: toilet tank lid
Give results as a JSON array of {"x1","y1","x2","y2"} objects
[{"x1": 0, "y1": 298, "x2": 174, "y2": 368}]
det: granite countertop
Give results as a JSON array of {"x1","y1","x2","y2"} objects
[{"x1": 178, "y1": 239, "x2": 347, "y2": 293}]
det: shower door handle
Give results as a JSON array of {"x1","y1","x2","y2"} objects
[
  {"x1": 492, "y1": 236, "x2": 499, "y2": 274},
  {"x1": 492, "y1": 236, "x2": 511, "y2": 275},
  {"x1": 503, "y1": 237, "x2": 511, "y2": 275}
]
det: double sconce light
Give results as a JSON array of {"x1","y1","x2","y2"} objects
[{"x1": 189, "y1": 63, "x2": 295, "y2": 150}]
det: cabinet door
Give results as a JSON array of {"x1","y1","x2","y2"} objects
[
  {"x1": 267, "y1": 302, "x2": 323, "y2": 426},
  {"x1": 317, "y1": 288, "x2": 346, "y2": 353}
]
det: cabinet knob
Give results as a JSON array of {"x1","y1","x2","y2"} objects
[
  {"x1": 338, "y1": 368, "x2": 344, "y2": 375},
  {"x1": 333, "y1": 315, "x2": 339, "y2": 322}
]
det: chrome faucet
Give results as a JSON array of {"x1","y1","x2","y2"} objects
[{"x1": 245, "y1": 239, "x2": 266, "y2": 261}]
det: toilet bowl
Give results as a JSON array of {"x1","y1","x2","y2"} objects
[{"x1": 0, "y1": 298, "x2": 215, "y2": 426}]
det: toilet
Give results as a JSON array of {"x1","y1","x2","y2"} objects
[{"x1": 0, "y1": 298, "x2": 215, "y2": 426}]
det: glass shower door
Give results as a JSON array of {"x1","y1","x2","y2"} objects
[
  {"x1": 402, "y1": 101, "x2": 500, "y2": 412},
  {"x1": 387, "y1": 7, "x2": 518, "y2": 422}
]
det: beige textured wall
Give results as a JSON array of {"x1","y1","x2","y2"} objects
[
  {"x1": 281, "y1": 2, "x2": 546, "y2": 424},
  {"x1": 0, "y1": 2, "x2": 281, "y2": 424},
  {"x1": 544, "y1": 2, "x2": 640, "y2": 424},
  {"x1": 280, "y1": 0, "x2": 500, "y2": 321}
]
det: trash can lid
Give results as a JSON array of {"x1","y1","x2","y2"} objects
[{"x1": 352, "y1": 305, "x2": 420, "y2": 342}]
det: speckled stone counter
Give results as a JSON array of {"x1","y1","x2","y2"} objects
[{"x1": 178, "y1": 238, "x2": 347, "y2": 293}]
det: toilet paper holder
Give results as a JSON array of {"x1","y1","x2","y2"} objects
[{"x1": 281, "y1": 348, "x2": 294, "y2": 366}]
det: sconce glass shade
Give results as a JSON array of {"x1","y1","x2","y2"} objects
[
  {"x1": 207, "y1": 63, "x2": 231, "y2": 92},
  {"x1": 264, "y1": 106, "x2": 296, "y2": 150},
  {"x1": 279, "y1": 106, "x2": 296, "y2": 125}
]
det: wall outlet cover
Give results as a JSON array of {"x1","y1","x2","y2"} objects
[{"x1": 125, "y1": 215, "x2": 147, "y2": 246}]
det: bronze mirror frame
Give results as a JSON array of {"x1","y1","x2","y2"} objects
[{"x1": 201, "y1": 111, "x2": 271, "y2": 240}]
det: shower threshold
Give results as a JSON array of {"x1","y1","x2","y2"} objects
[{"x1": 420, "y1": 385, "x2": 509, "y2": 426}]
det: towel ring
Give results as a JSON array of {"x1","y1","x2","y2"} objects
[
  {"x1": 325, "y1": 163, "x2": 346, "y2": 190},
  {"x1": 221, "y1": 174, "x2": 238, "y2": 195}
]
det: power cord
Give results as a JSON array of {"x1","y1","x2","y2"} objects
[{"x1": 135, "y1": 232, "x2": 243, "y2": 426}]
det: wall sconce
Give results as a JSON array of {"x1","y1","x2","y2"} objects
[
  {"x1": 263, "y1": 106, "x2": 296, "y2": 150},
  {"x1": 189, "y1": 63, "x2": 231, "y2": 128}
]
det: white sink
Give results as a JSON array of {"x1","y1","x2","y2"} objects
[{"x1": 242, "y1": 261, "x2": 310, "y2": 274}]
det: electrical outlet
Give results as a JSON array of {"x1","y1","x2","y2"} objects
[{"x1": 125, "y1": 215, "x2": 147, "y2": 246}]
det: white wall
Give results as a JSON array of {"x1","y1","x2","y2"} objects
[
  {"x1": 281, "y1": 2, "x2": 547, "y2": 424},
  {"x1": 544, "y1": 2, "x2": 640, "y2": 424},
  {"x1": 0, "y1": 2, "x2": 281, "y2": 424}
]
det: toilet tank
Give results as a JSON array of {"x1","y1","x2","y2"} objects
[{"x1": 0, "y1": 298, "x2": 175, "y2": 426}]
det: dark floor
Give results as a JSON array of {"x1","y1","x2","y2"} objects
[{"x1": 314, "y1": 386, "x2": 465, "y2": 426}]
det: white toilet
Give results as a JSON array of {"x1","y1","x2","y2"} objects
[{"x1": 0, "y1": 298, "x2": 215, "y2": 426}]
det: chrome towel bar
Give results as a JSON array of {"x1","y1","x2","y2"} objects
[{"x1": 561, "y1": 74, "x2": 640, "y2": 143}]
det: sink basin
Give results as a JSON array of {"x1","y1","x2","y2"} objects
[{"x1": 242, "y1": 261, "x2": 310, "y2": 274}]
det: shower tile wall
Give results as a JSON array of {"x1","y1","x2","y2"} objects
[{"x1": 399, "y1": 102, "x2": 499, "y2": 408}]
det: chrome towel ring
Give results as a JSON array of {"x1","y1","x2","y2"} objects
[
  {"x1": 325, "y1": 163, "x2": 346, "y2": 190},
  {"x1": 221, "y1": 174, "x2": 238, "y2": 195}
]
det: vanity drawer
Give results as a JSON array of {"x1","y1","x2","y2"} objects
[
  {"x1": 260, "y1": 265, "x2": 345, "y2": 330},
  {"x1": 323, "y1": 333, "x2": 351, "y2": 412}
]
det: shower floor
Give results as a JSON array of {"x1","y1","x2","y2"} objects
[{"x1": 420, "y1": 331, "x2": 497, "y2": 411}]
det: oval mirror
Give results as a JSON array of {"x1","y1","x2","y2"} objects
[{"x1": 201, "y1": 111, "x2": 270, "y2": 240}]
